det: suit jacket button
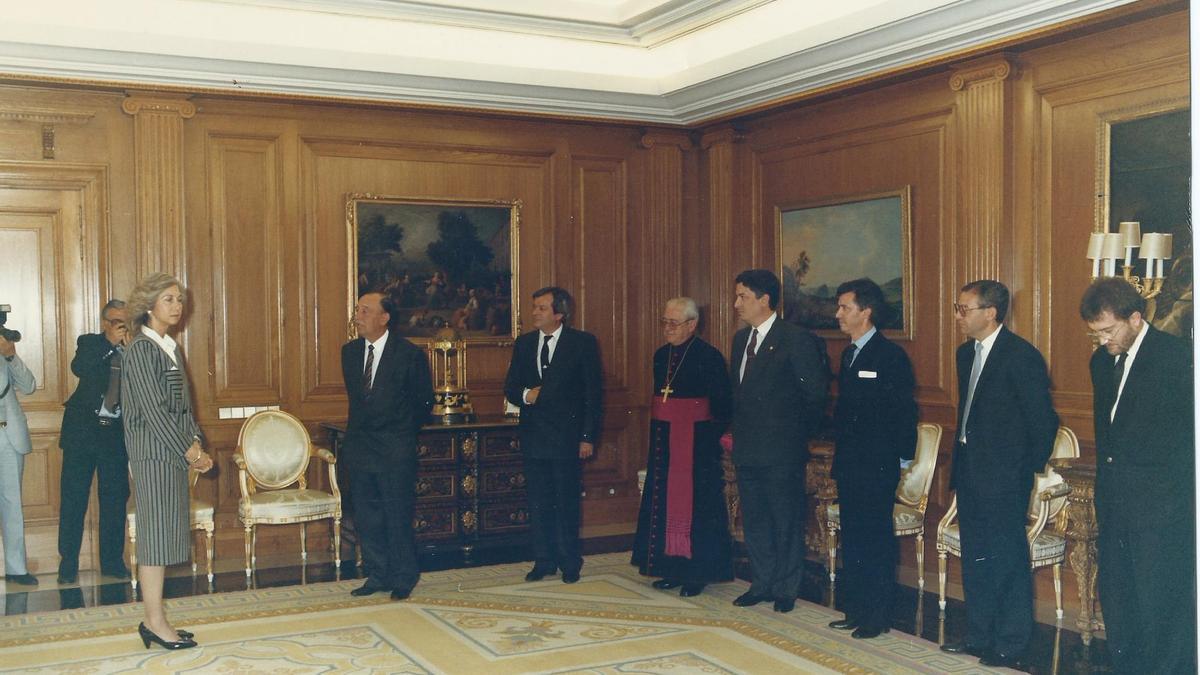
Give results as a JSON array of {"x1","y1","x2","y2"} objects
[{"x1": 1106, "y1": 457, "x2": 1113, "y2": 463}]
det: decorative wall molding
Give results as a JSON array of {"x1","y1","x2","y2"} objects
[
  {"x1": 0, "y1": 0, "x2": 1143, "y2": 125},
  {"x1": 123, "y1": 93, "x2": 193, "y2": 278},
  {"x1": 0, "y1": 106, "x2": 94, "y2": 124}
]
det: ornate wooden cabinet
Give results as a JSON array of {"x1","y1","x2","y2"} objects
[{"x1": 322, "y1": 417, "x2": 528, "y2": 559}]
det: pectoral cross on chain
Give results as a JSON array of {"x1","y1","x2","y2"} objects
[{"x1": 659, "y1": 384, "x2": 674, "y2": 402}]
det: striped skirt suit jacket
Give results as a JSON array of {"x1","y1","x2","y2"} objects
[{"x1": 121, "y1": 332, "x2": 202, "y2": 566}]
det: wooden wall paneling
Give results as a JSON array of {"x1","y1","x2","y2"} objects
[
  {"x1": 0, "y1": 160, "x2": 108, "y2": 572},
  {"x1": 949, "y1": 56, "x2": 1017, "y2": 303},
  {"x1": 1027, "y1": 37, "x2": 1189, "y2": 450},
  {"x1": 122, "y1": 93, "x2": 194, "y2": 281},
  {"x1": 699, "y1": 125, "x2": 745, "y2": 357},
  {"x1": 206, "y1": 133, "x2": 285, "y2": 405}
]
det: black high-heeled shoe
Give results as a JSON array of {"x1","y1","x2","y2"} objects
[{"x1": 138, "y1": 622, "x2": 197, "y2": 650}]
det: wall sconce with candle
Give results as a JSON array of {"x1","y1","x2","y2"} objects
[{"x1": 1086, "y1": 221, "x2": 1173, "y2": 300}]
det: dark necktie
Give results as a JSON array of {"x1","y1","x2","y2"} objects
[
  {"x1": 841, "y1": 343, "x2": 857, "y2": 373},
  {"x1": 102, "y1": 346, "x2": 123, "y2": 413},
  {"x1": 363, "y1": 344, "x2": 375, "y2": 394},
  {"x1": 1113, "y1": 352, "x2": 1128, "y2": 392},
  {"x1": 740, "y1": 328, "x2": 759, "y2": 382},
  {"x1": 540, "y1": 334, "x2": 552, "y2": 377}
]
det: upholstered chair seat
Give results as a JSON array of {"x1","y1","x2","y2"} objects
[
  {"x1": 937, "y1": 426, "x2": 1080, "y2": 620},
  {"x1": 827, "y1": 422, "x2": 943, "y2": 589},
  {"x1": 234, "y1": 410, "x2": 342, "y2": 578},
  {"x1": 127, "y1": 470, "x2": 215, "y2": 588}
]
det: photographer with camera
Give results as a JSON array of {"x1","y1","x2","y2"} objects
[
  {"x1": 56, "y1": 300, "x2": 133, "y2": 584},
  {"x1": 0, "y1": 306, "x2": 38, "y2": 586}
]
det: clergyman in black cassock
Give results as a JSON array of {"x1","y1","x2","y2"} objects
[{"x1": 632, "y1": 299, "x2": 733, "y2": 596}]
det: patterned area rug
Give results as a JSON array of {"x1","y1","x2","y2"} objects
[{"x1": 0, "y1": 553, "x2": 1004, "y2": 673}]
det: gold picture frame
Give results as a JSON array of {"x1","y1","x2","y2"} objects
[
  {"x1": 346, "y1": 194, "x2": 521, "y2": 344},
  {"x1": 775, "y1": 187, "x2": 913, "y2": 339}
]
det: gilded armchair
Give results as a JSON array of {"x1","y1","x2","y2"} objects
[
  {"x1": 936, "y1": 425, "x2": 1080, "y2": 619},
  {"x1": 233, "y1": 410, "x2": 342, "y2": 577},
  {"x1": 827, "y1": 422, "x2": 943, "y2": 588}
]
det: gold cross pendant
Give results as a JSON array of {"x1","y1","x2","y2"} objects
[{"x1": 660, "y1": 384, "x2": 674, "y2": 402}]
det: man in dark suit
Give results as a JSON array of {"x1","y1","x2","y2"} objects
[
  {"x1": 940, "y1": 280, "x2": 1058, "y2": 669},
  {"x1": 504, "y1": 286, "x2": 602, "y2": 584},
  {"x1": 727, "y1": 269, "x2": 829, "y2": 613},
  {"x1": 827, "y1": 278, "x2": 916, "y2": 639},
  {"x1": 1081, "y1": 278, "x2": 1195, "y2": 674},
  {"x1": 341, "y1": 290, "x2": 434, "y2": 601},
  {"x1": 57, "y1": 300, "x2": 133, "y2": 584}
]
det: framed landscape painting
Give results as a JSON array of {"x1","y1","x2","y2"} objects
[
  {"x1": 347, "y1": 194, "x2": 520, "y2": 343},
  {"x1": 775, "y1": 187, "x2": 912, "y2": 338}
]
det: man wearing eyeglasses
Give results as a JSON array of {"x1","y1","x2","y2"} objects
[
  {"x1": 57, "y1": 300, "x2": 133, "y2": 584},
  {"x1": 940, "y1": 280, "x2": 1058, "y2": 669},
  {"x1": 1080, "y1": 277, "x2": 1194, "y2": 674},
  {"x1": 631, "y1": 298, "x2": 733, "y2": 598}
]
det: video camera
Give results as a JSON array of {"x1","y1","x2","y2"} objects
[{"x1": 0, "y1": 305, "x2": 21, "y2": 343}]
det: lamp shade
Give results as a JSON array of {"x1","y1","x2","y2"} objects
[
  {"x1": 1118, "y1": 221, "x2": 1142, "y2": 248},
  {"x1": 1099, "y1": 232, "x2": 1124, "y2": 259},
  {"x1": 1086, "y1": 232, "x2": 1106, "y2": 259},
  {"x1": 1138, "y1": 232, "x2": 1171, "y2": 259}
]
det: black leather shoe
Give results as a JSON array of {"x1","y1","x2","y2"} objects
[
  {"x1": 102, "y1": 566, "x2": 132, "y2": 580},
  {"x1": 350, "y1": 582, "x2": 385, "y2": 597},
  {"x1": 525, "y1": 567, "x2": 556, "y2": 582},
  {"x1": 773, "y1": 598, "x2": 795, "y2": 613},
  {"x1": 732, "y1": 591, "x2": 770, "y2": 607},
  {"x1": 57, "y1": 571, "x2": 79, "y2": 585},
  {"x1": 940, "y1": 641, "x2": 986, "y2": 657},
  {"x1": 138, "y1": 622, "x2": 197, "y2": 650},
  {"x1": 979, "y1": 651, "x2": 1026, "y2": 670},
  {"x1": 561, "y1": 570, "x2": 580, "y2": 584},
  {"x1": 652, "y1": 578, "x2": 682, "y2": 590},
  {"x1": 390, "y1": 588, "x2": 412, "y2": 600},
  {"x1": 5, "y1": 574, "x2": 38, "y2": 586},
  {"x1": 828, "y1": 618, "x2": 858, "y2": 630},
  {"x1": 851, "y1": 626, "x2": 889, "y2": 639},
  {"x1": 679, "y1": 584, "x2": 704, "y2": 597}
]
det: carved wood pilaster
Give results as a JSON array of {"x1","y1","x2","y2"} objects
[
  {"x1": 700, "y1": 125, "x2": 743, "y2": 354},
  {"x1": 950, "y1": 57, "x2": 1016, "y2": 286},
  {"x1": 122, "y1": 93, "x2": 195, "y2": 279},
  {"x1": 639, "y1": 129, "x2": 690, "y2": 339}
]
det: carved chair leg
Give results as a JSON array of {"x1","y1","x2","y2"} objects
[
  {"x1": 1053, "y1": 563, "x2": 1064, "y2": 620},
  {"x1": 333, "y1": 517, "x2": 342, "y2": 568},
  {"x1": 915, "y1": 533, "x2": 925, "y2": 589},
  {"x1": 827, "y1": 525, "x2": 838, "y2": 583},
  {"x1": 204, "y1": 524, "x2": 215, "y2": 584},
  {"x1": 190, "y1": 528, "x2": 198, "y2": 576},
  {"x1": 938, "y1": 550, "x2": 948, "y2": 611},
  {"x1": 300, "y1": 522, "x2": 308, "y2": 564},
  {"x1": 243, "y1": 523, "x2": 253, "y2": 577},
  {"x1": 128, "y1": 519, "x2": 138, "y2": 590}
]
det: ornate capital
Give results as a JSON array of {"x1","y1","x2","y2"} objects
[
  {"x1": 121, "y1": 93, "x2": 196, "y2": 118},
  {"x1": 639, "y1": 129, "x2": 692, "y2": 151},
  {"x1": 949, "y1": 56, "x2": 1017, "y2": 91},
  {"x1": 699, "y1": 125, "x2": 744, "y2": 150}
]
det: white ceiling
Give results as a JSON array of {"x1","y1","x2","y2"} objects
[{"x1": 0, "y1": 0, "x2": 1138, "y2": 124}]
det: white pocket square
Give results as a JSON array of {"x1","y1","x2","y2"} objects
[{"x1": 858, "y1": 370, "x2": 878, "y2": 379}]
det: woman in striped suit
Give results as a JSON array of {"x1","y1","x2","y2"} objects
[{"x1": 122, "y1": 273, "x2": 213, "y2": 650}]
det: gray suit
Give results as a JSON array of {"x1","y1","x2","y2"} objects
[{"x1": 0, "y1": 353, "x2": 36, "y2": 575}]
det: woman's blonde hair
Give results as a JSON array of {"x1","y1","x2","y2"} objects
[{"x1": 126, "y1": 272, "x2": 185, "y2": 331}]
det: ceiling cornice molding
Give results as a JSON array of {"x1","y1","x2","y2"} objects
[
  {"x1": 217, "y1": 0, "x2": 771, "y2": 46},
  {"x1": 0, "y1": 0, "x2": 1146, "y2": 126}
]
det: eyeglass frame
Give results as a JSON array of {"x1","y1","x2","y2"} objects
[
  {"x1": 952, "y1": 303, "x2": 992, "y2": 316},
  {"x1": 1085, "y1": 322, "x2": 1124, "y2": 342},
  {"x1": 659, "y1": 318, "x2": 695, "y2": 328}
]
